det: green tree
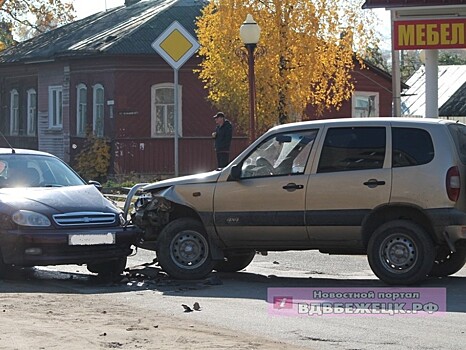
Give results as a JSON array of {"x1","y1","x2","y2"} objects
[
  {"x1": 364, "y1": 44, "x2": 389, "y2": 72},
  {"x1": 439, "y1": 51, "x2": 466, "y2": 65},
  {"x1": 196, "y1": 0, "x2": 378, "y2": 134},
  {"x1": 400, "y1": 50, "x2": 422, "y2": 83},
  {"x1": 0, "y1": 0, "x2": 75, "y2": 49}
]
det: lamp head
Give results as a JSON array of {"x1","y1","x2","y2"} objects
[{"x1": 240, "y1": 14, "x2": 261, "y2": 45}]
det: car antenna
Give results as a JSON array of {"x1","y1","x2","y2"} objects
[{"x1": 0, "y1": 130, "x2": 15, "y2": 153}]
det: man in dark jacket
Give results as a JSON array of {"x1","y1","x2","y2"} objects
[{"x1": 212, "y1": 112, "x2": 233, "y2": 168}]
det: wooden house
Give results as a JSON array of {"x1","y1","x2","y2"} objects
[{"x1": 0, "y1": 0, "x2": 393, "y2": 177}]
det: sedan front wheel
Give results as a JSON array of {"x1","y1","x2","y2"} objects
[{"x1": 87, "y1": 257, "x2": 127, "y2": 278}]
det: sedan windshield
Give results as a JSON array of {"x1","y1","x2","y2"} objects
[{"x1": 0, "y1": 154, "x2": 86, "y2": 188}]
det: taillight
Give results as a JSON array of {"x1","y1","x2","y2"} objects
[{"x1": 446, "y1": 166, "x2": 460, "y2": 202}]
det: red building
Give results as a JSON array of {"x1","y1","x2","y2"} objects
[{"x1": 0, "y1": 0, "x2": 393, "y2": 177}]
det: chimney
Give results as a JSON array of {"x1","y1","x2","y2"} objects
[{"x1": 125, "y1": 0, "x2": 141, "y2": 6}]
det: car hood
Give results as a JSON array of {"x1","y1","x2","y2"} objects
[
  {"x1": 143, "y1": 170, "x2": 222, "y2": 191},
  {"x1": 0, "y1": 185, "x2": 118, "y2": 214}
]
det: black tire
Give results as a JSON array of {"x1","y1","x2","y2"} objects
[
  {"x1": 87, "y1": 257, "x2": 127, "y2": 278},
  {"x1": 430, "y1": 245, "x2": 466, "y2": 277},
  {"x1": 367, "y1": 220, "x2": 435, "y2": 285},
  {"x1": 0, "y1": 250, "x2": 9, "y2": 279},
  {"x1": 156, "y1": 218, "x2": 214, "y2": 280},
  {"x1": 215, "y1": 251, "x2": 255, "y2": 272}
]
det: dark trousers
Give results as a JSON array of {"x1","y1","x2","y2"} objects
[{"x1": 216, "y1": 152, "x2": 230, "y2": 168}]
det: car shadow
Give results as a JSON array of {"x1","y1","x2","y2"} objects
[
  {"x1": 0, "y1": 265, "x2": 158, "y2": 294},
  {"x1": 158, "y1": 269, "x2": 466, "y2": 314},
  {"x1": 1, "y1": 265, "x2": 465, "y2": 314}
]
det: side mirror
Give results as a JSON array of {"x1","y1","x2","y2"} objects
[
  {"x1": 230, "y1": 164, "x2": 242, "y2": 181},
  {"x1": 88, "y1": 180, "x2": 103, "y2": 192}
]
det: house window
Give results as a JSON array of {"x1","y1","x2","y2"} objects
[
  {"x1": 151, "y1": 83, "x2": 182, "y2": 137},
  {"x1": 10, "y1": 89, "x2": 19, "y2": 135},
  {"x1": 27, "y1": 89, "x2": 37, "y2": 136},
  {"x1": 77, "y1": 83, "x2": 87, "y2": 136},
  {"x1": 49, "y1": 86, "x2": 63, "y2": 128},
  {"x1": 352, "y1": 92, "x2": 379, "y2": 118},
  {"x1": 93, "y1": 84, "x2": 104, "y2": 137}
]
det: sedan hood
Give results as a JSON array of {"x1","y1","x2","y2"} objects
[
  {"x1": 143, "y1": 170, "x2": 222, "y2": 191},
  {"x1": 0, "y1": 185, "x2": 118, "y2": 214}
]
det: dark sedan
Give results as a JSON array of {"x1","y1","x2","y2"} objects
[{"x1": 0, "y1": 148, "x2": 140, "y2": 278}]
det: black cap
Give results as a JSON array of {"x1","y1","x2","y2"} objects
[{"x1": 213, "y1": 112, "x2": 225, "y2": 119}]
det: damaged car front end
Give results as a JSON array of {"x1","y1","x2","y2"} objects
[{"x1": 124, "y1": 171, "x2": 230, "y2": 279}]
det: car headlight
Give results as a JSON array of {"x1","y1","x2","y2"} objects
[
  {"x1": 119, "y1": 213, "x2": 127, "y2": 226},
  {"x1": 12, "y1": 210, "x2": 51, "y2": 227}
]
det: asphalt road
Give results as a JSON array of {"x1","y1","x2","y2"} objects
[{"x1": 2, "y1": 248, "x2": 465, "y2": 349}]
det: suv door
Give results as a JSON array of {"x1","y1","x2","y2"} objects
[
  {"x1": 306, "y1": 126, "x2": 391, "y2": 243},
  {"x1": 214, "y1": 129, "x2": 319, "y2": 246}
]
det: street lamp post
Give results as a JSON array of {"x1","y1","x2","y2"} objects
[{"x1": 240, "y1": 14, "x2": 261, "y2": 144}]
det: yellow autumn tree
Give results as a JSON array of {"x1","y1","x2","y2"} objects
[
  {"x1": 0, "y1": 0, "x2": 75, "y2": 50},
  {"x1": 196, "y1": 0, "x2": 379, "y2": 134},
  {"x1": 74, "y1": 130, "x2": 111, "y2": 183}
]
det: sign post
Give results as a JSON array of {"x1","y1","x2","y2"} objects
[{"x1": 152, "y1": 21, "x2": 199, "y2": 176}]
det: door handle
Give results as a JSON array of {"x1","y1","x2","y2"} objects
[
  {"x1": 282, "y1": 183, "x2": 304, "y2": 192},
  {"x1": 363, "y1": 179, "x2": 386, "y2": 188}
]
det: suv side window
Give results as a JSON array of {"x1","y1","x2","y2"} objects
[
  {"x1": 448, "y1": 123, "x2": 466, "y2": 164},
  {"x1": 317, "y1": 127, "x2": 386, "y2": 173},
  {"x1": 241, "y1": 130, "x2": 318, "y2": 178},
  {"x1": 392, "y1": 127, "x2": 434, "y2": 167}
]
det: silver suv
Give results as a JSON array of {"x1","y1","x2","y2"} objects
[{"x1": 125, "y1": 118, "x2": 466, "y2": 285}]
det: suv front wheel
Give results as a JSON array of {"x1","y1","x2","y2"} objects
[
  {"x1": 215, "y1": 251, "x2": 256, "y2": 272},
  {"x1": 367, "y1": 220, "x2": 435, "y2": 285},
  {"x1": 156, "y1": 218, "x2": 215, "y2": 280}
]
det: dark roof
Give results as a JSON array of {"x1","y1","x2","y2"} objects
[
  {"x1": 439, "y1": 82, "x2": 466, "y2": 116},
  {"x1": 363, "y1": 0, "x2": 466, "y2": 9},
  {"x1": 0, "y1": 0, "x2": 206, "y2": 63}
]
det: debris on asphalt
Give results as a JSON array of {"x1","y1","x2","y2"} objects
[
  {"x1": 182, "y1": 304, "x2": 193, "y2": 313},
  {"x1": 182, "y1": 302, "x2": 201, "y2": 313}
]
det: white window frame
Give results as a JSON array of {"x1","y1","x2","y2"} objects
[
  {"x1": 76, "y1": 83, "x2": 87, "y2": 136},
  {"x1": 151, "y1": 83, "x2": 182, "y2": 138},
  {"x1": 352, "y1": 91, "x2": 379, "y2": 118},
  {"x1": 10, "y1": 89, "x2": 19, "y2": 135},
  {"x1": 27, "y1": 88, "x2": 37, "y2": 136},
  {"x1": 48, "y1": 86, "x2": 63, "y2": 128},
  {"x1": 93, "y1": 84, "x2": 104, "y2": 137}
]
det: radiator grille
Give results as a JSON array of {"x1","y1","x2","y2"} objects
[{"x1": 53, "y1": 212, "x2": 117, "y2": 226}]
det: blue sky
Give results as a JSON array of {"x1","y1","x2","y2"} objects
[{"x1": 73, "y1": 0, "x2": 124, "y2": 18}]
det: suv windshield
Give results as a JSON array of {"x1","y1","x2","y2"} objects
[
  {"x1": 0, "y1": 154, "x2": 86, "y2": 188},
  {"x1": 241, "y1": 130, "x2": 318, "y2": 178}
]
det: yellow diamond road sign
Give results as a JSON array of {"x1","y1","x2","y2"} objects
[{"x1": 152, "y1": 21, "x2": 199, "y2": 70}]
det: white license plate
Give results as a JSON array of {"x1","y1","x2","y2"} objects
[{"x1": 68, "y1": 233, "x2": 115, "y2": 246}]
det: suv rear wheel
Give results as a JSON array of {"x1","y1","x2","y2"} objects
[
  {"x1": 367, "y1": 220, "x2": 435, "y2": 285},
  {"x1": 430, "y1": 245, "x2": 466, "y2": 277},
  {"x1": 156, "y1": 218, "x2": 215, "y2": 280}
]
